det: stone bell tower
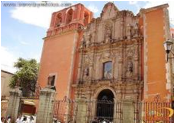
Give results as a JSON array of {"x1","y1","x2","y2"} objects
[{"x1": 38, "y1": 3, "x2": 93, "y2": 100}]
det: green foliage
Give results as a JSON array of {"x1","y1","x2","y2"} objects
[{"x1": 10, "y1": 58, "x2": 39, "y2": 96}]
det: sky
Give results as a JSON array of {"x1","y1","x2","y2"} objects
[{"x1": 1, "y1": 0, "x2": 174, "y2": 73}]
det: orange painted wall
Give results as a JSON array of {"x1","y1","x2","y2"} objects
[
  {"x1": 38, "y1": 31, "x2": 78, "y2": 100},
  {"x1": 38, "y1": 4, "x2": 92, "y2": 102},
  {"x1": 144, "y1": 8, "x2": 168, "y2": 101},
  {"x1": 70, "y1": 31, "x2": 83, "y2": 100}
]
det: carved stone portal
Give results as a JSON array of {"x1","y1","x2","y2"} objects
[{"x1": 75, "y1": 2, "x2": 143, "y2": 123}]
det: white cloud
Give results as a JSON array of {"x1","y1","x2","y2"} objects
[
  {"x1": 129, "y1": 1, "x2": 174, "y2": 26},
  {"x1": 129, "y1": 1, "x2": 138, "y2": 5},
  {"x1": 1, "y1": 46, "x2": 17, "y2": 73},
  {"x1": 129, "y1": 2, "x2": 141, "y2": 15},
  {"x1": 16, "y1": 35, "x2": 30, "y2": 45},
  {"x1": 87, "y1": 4, "x2": 99, "y2": 13},
  {"x1": 1, "y1": 46, "x2": 41, "y2": 73},
  {"x1": 10, "y1": 1, "x2": 71, "y2": 29},
  {"x1": 9, "y1": 1, "x2": 174, "y2": 28},
  {"x1": 20, "y1": 41, "x2": 29, "y2": 45},
  {"x1": 144, "y1": 1, "x2": 174, "y2": 26}
]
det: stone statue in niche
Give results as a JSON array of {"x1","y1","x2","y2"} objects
[
  {"x1": 105, "y1": 27, "x2": 112, "y2": 43},
  {"x1": 85, "y1": 68, "x2": 89, "y2": 76},
  {"x1": 132, "y1": 23, "x2": 139, "y2": 37},
  {"x1": 83, "y1": 67, "x2": 90, "y2": 80},
  {"x1": 126, "y1": 61, "x2": 133, "y2": 78}
]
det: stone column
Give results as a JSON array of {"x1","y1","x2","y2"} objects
[
  {"x1": 85, "y1": 91, "x2": 91, "y2": 123},
  {"x1": 75, "y1": 98, "x2": 87, "y2": 123},
  {"x1": 115, "y1": 101, "x2": 122, "y2": 123},
  {"x1": 6, "y1": 87, "x2": 22, "y2": 122},
  {"x1": 36, "y1": 87, "x2": 56, "y2": 123},
  {"x1": 91, "y1": 99, "x2": 97, "y2": 121},
  {"x1": 113, "y1": 98, "x2": 117, "y2": 123},
  {"x1": 88, "y1": 99, "x2": 94, "y2": 122},
  {"x1": 122, "y1": 100, "x2": 134, "y2": 123},
  {"x1": 118, "y1": 57, "x2": 123, "y2": 81}
]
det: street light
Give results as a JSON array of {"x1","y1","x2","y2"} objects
[
  {"x1": 164, "y1": 39, "x2": 173, "y2": 62},
  {"x1": 164, "y1": 39, "x2": 174, "y2": 104}
]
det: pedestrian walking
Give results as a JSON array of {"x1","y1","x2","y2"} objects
[
  {"x1": 16, "y1": 115, "x2": 22, "y2": 123},
  {"x1": 1, "y1": 117, "x2": 6, "y2": 123},
  {"x1": 28, "y1": 116, "x2": 34, "y2": 123},
  {"x1": 22, "y1": 116, "x2": 27, "y2": 123},
  {"x1": 6, "y1": 116, "x2": 11, "y2": 123}
]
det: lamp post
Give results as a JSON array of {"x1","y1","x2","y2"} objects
[
  {"x1": 163, "y1": 39, "x2": 173, "y2": 62},
  {"x1": 164, "y1": 40, "x2": 174, "y2": 104}
]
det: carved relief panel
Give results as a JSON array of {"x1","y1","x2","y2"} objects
[
  {"x1": 124, "y1": 43, "x2": 140, "y2": 80},
  {"x1": 78, "y1": 3, "x2": 142, "y2": 84}
]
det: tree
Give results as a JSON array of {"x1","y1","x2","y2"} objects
[{"x1": 9, "y1": 58, "x2": 39, "y2": 97}]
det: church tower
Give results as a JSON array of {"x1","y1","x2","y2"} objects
[{"x1": 38, "y1": 3, "x2": 93, "y2": 100}]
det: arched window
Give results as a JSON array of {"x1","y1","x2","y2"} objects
[
  {"x1": 56, "y1": 14, "x2": 62, "y2": 27},
  {"x1": 84, "y1": 12, "x2": 89, "y2": 25},
  {"x1": 103, "y1": 61, "x2": 112, "y2": 79},
  {"x1": 66, "y1": 9, "x2": 73, "y2": 24}
]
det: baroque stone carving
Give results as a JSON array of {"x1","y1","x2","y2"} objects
[
  {"x1": 132, "y1": 23, "x2": 139, "y2": 37},
  {"x1": 83, "y1": 67, "x2": 90, "y2": 80},
  {"x1": 102, "y1": 52, "x2": 111, "y2": 60},
  {"x1": 75, "y1": 3, "x2": 143, "y2": 123},
  {"x1": 126, "y1": 24, "x2": 132, "y2": 39},
  {"x1": 105, "y1": 26, "x2": 112, "y2": 43},
  {"x1": 126, "y1": 61, "x2": 133, "y2": 78},
  {"x1": 84, "y1": 68, "x2": 89, "y2": 76},
  {"x1": 85, "y1": 33, "x2": 91, "y2": 47}
]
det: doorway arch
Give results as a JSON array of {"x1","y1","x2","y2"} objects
[{"x1": 96, "y1": 89, "x2": 114, "y2": 121}]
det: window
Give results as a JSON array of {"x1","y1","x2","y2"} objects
[
  {"x1": 66, "y1": 9, "x2": 73, "y2": 24},
  {"x1": 103, "y1": 61, "x2": 112, "y2": 79},
  {"x1": 48, "y1": 75, "x2": 55, "y2": 86}
]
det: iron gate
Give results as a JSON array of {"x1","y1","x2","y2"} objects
[
  {"x1": 143, "y1": 95, "x2": 173, "y2": 123},
  {"x1": 53, "y1": 98, "x2": 173, "y2": 123},
  {"x1": 96, "y1": 100, "x2": 114, "y2": 122}
]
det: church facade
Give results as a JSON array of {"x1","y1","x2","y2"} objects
[{"x1": 38, "y1": 2, "x2": 173, "y2": 123}]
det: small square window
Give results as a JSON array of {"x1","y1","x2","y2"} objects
[{"x1": 48, "y1": 75, "x2": 55, "y2": 86}]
